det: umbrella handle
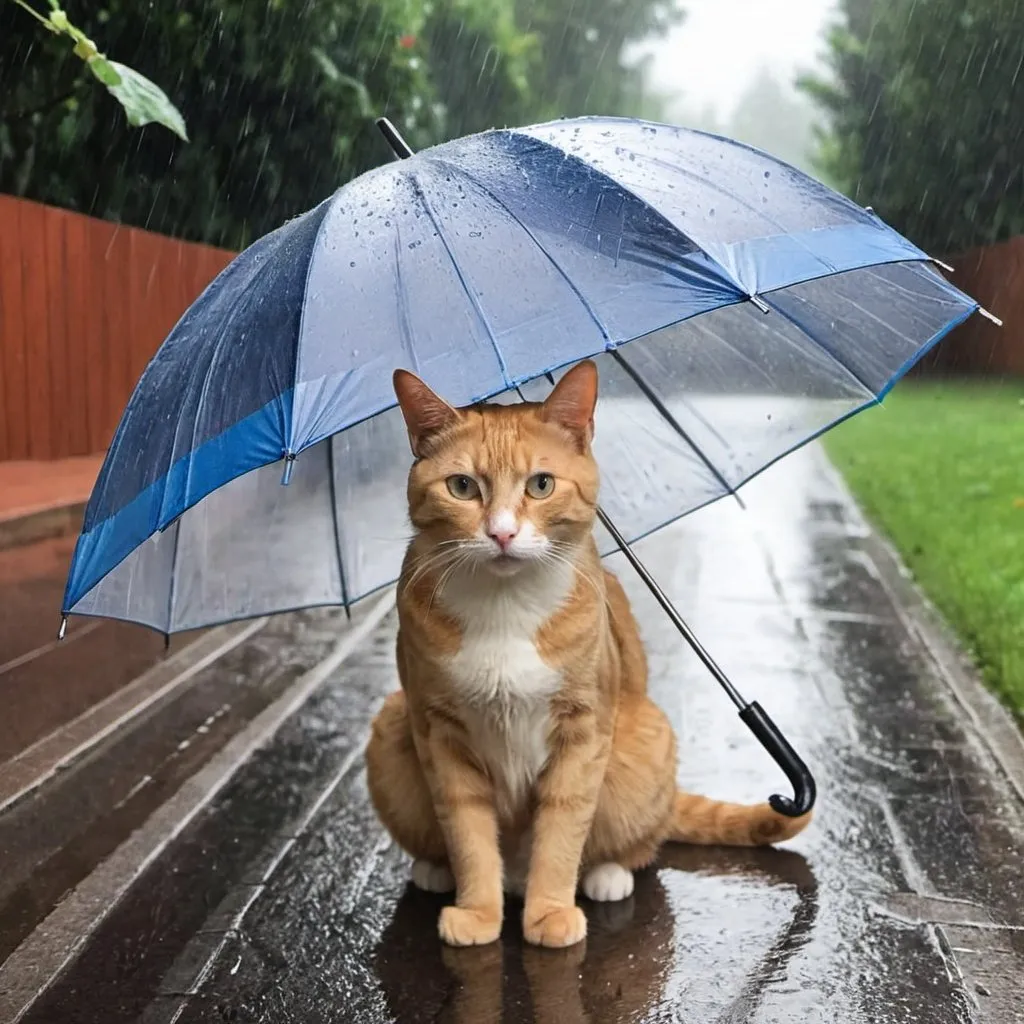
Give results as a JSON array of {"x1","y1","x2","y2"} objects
[{"x1": 739, "y1": 701, "x2": 816, "y2": 817}]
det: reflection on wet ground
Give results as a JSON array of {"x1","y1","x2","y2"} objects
[
  {"x1": 0, "y1": 534, "x2": 189, "y2": 760},
  {"x1": 3, "y1": 446, "x2": 1023, "y2": 1022}
]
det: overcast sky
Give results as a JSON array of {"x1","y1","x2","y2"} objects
[{"x1": 639, "y1": 0, "x2": 838, "y2": 118}]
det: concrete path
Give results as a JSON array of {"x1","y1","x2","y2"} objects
[{"x1": 2, "y1": 445, "x2": 1023, "y2": 1023}]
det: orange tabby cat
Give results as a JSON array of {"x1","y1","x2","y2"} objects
[{"x1": 366, "y1": 360, "x2": 811, "y2": 949}]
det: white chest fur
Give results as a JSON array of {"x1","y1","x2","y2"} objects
[{"x1": 441, "y1": 563, "x2": 573, "y2": 819}]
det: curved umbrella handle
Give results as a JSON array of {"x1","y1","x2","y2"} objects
[{"x1": 739, "y1": 701, "x2": 817, "y2": 817}]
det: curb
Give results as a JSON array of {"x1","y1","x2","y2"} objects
[
  {"x1": 0, "y1": 502, "x2": 85, "y2": 552},
  {"x1": 818, "y1": 452, "x2": 1024, "y2": 808}
]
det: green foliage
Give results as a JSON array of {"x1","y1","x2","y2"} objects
[
  {"x1": 1, "y1": 0, "x2": 441, "y2": 248},
  {"x1": 8, "y1": 0, "x2": 187, "y2": 139},
  {"x1": 801, "y1": 0, "x2": 1024, "y2": 254},
  {"x1": 0, "y1": 0, "x2": 683, "y2": 250},
  {"x1": 512, "y1": 0, "x2": 682, "y2": 121}
]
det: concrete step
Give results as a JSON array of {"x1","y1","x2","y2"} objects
[{"x1": 0, "y1": 589, "x2": 395, "y2": 1021}]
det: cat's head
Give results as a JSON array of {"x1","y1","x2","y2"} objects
[{"x1": 393, "y1": 361, "x2": 600, "y2": 577}]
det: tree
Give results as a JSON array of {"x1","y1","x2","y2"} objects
[
  {"x1": 726, "y1": 67, "x2": 817, "y2": 175},
  {"x1": 515, "y1": 0, "x2": 683, "y2": 121},
  {"x1": 800, "y1": 0, "x2": 1024, "y2": 255},
  {"x1": 1, "y1": 0, "x2": 685, "y2": 250},
  {"x1": 0, "y1": 0, "x2": 444, "y2": 248}
]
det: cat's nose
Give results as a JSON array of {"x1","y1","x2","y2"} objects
[
  {"x1": 487, "y1": 513, "x2": 519, "y2": 551},
  {"x1": 488, "y1": 526, "x2": 518, "y2": 551}
]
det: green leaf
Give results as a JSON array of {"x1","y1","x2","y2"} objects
[
  {"x1": 86, "y1": 54, "x2": 121, "y2": 86},
  {"x1": 104, "y1": 60, "x2": 189, "y2": 141}
]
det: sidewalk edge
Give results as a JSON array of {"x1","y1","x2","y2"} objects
[{"x1": 818, "y1": 451, "x2": 1024, "y2": 807}]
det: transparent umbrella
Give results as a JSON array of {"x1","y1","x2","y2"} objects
[{"x1": 61, "y1": 116, "x2": 997, "y2": 820}]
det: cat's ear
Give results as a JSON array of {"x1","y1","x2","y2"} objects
[
  {"x1": 393, "y1": 369, "x2": 461, "y2": 456},
  {"x1": 541, "y1": 360, "x2": 598, "y2": 442}
]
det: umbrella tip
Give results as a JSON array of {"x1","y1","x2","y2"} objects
[
  {"x1": 57, "y1": 616, "x2": 68, "y2": 641},
  {"x1": 376, "y1": 117, "x2": 415, "y2": 160},
  {"x1": 281, "y1": 454, "x2": 296, "y2": 486}
]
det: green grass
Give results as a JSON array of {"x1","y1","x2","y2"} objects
[{"x1": 824, "y1": 381, "x2": 1024, "y2": 716}]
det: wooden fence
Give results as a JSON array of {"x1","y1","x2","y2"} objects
[
  {"x1": 916, "y1": 235, "x2": 1024, "y2": 377},
  {"x1": 0, "y1": 194, "x2": 233, "y2": 461}
]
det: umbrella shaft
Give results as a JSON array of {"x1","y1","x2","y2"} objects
[{"x1": 595, "y1": 507, "x2": 747, "y2": 710}]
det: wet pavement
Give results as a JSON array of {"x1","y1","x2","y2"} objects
[
  {"x1": 2, "y1": 445, "x2": 1023, "y2": 1022},
  {"x1": 0, "y1": 535, "x2": 192, "y2": 760}
]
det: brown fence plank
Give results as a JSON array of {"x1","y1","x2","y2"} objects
[
  {"x1": 84, "y1": 216, "x2": 118, "y2": 453},
  {"x1": 62, "y1": 209, "x2": 91, "y2": 455},
  {"x1": 18, "y1": 200, "x2": 52, "y2": 460},
  {"x1": 43, "y1": 205, "x2": 71, "y2": 457},
  {"x1": 102, "y1": 224, "x2": 132, "y2": 445},
  {"x1": 0, "y1": 197, "x2": 30, "y2": 460}
]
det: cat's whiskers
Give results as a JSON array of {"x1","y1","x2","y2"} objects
[
  {"x1": 538, "y1": 544, "x2": 603, "y2": 600},
  {"x1": 402, "y1": 542, "x2": 466, "y2": 593},
  {"x1": 426, "y1": 548, "x2": 477, "y2": 613}
]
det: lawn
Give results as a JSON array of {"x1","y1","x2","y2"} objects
[{"x1": 824, "y1": 380, "x2": 1024, "y2": 717}]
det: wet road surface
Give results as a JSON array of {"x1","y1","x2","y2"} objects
[
  {"x1": 3, "y1": 446, "x2": 1023, "y2": 1022},
  {"x1": 0, "y1": 535, "x2": 193, "y2": 761}
]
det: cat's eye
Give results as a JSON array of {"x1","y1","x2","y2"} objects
[
  {"x1": 445, "y1": 474, "x2": 481, "y2": 500},
  {"x1": 525, "y1": 473, "x2": 555, "y2": 499}
]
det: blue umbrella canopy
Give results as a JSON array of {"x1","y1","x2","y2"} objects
[{"x1": 63, "y1": 116, "x2": 980, "y2": 634}]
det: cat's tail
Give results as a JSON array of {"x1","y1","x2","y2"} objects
[{"x1": 667, "y1": 790, "x2": 812, "y2": 847}]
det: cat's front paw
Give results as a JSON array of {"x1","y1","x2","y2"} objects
[
  {"x1": 522, "y1": 903, "x2": 587, "y2": 948},
  {"x1": 438, "y1": 905, "x2": 502, "y2": 946}
]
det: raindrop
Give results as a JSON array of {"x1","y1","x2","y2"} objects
[
  {"x1": 708, "y1": 208, "x2": 716, "y2": 217},
  {"x1": 350, "y1": 261, "x2": 356, "y2": 268},
  {"x1": 469, "y1": 231, "x2": 482, "y2": 238},
  {"x1": 764, "y1": 171, "x2": 771, "y2": 180}
]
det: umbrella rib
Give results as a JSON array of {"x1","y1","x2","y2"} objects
[
  {"x1": 407, "y1": 171, "x2": 512, "y2": 388},
  {"x1": 426, "y1": 157, "x2": 614, "y2": 347},
  {"x1": 760, "y1": 295, "x2": 878, "y2": 398},
  {"x1": 607, "y1": 349, "x2": 746, "y2": 509},
  {"x1": 589, "y1": 142, "x2": 839, "y2": 279},
  {"x1": 326, "y1": 435, "x2": 352, "y2": 616},
  {"x1": 164, "y1": 518, "x2": 182, "y2": 637}
]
